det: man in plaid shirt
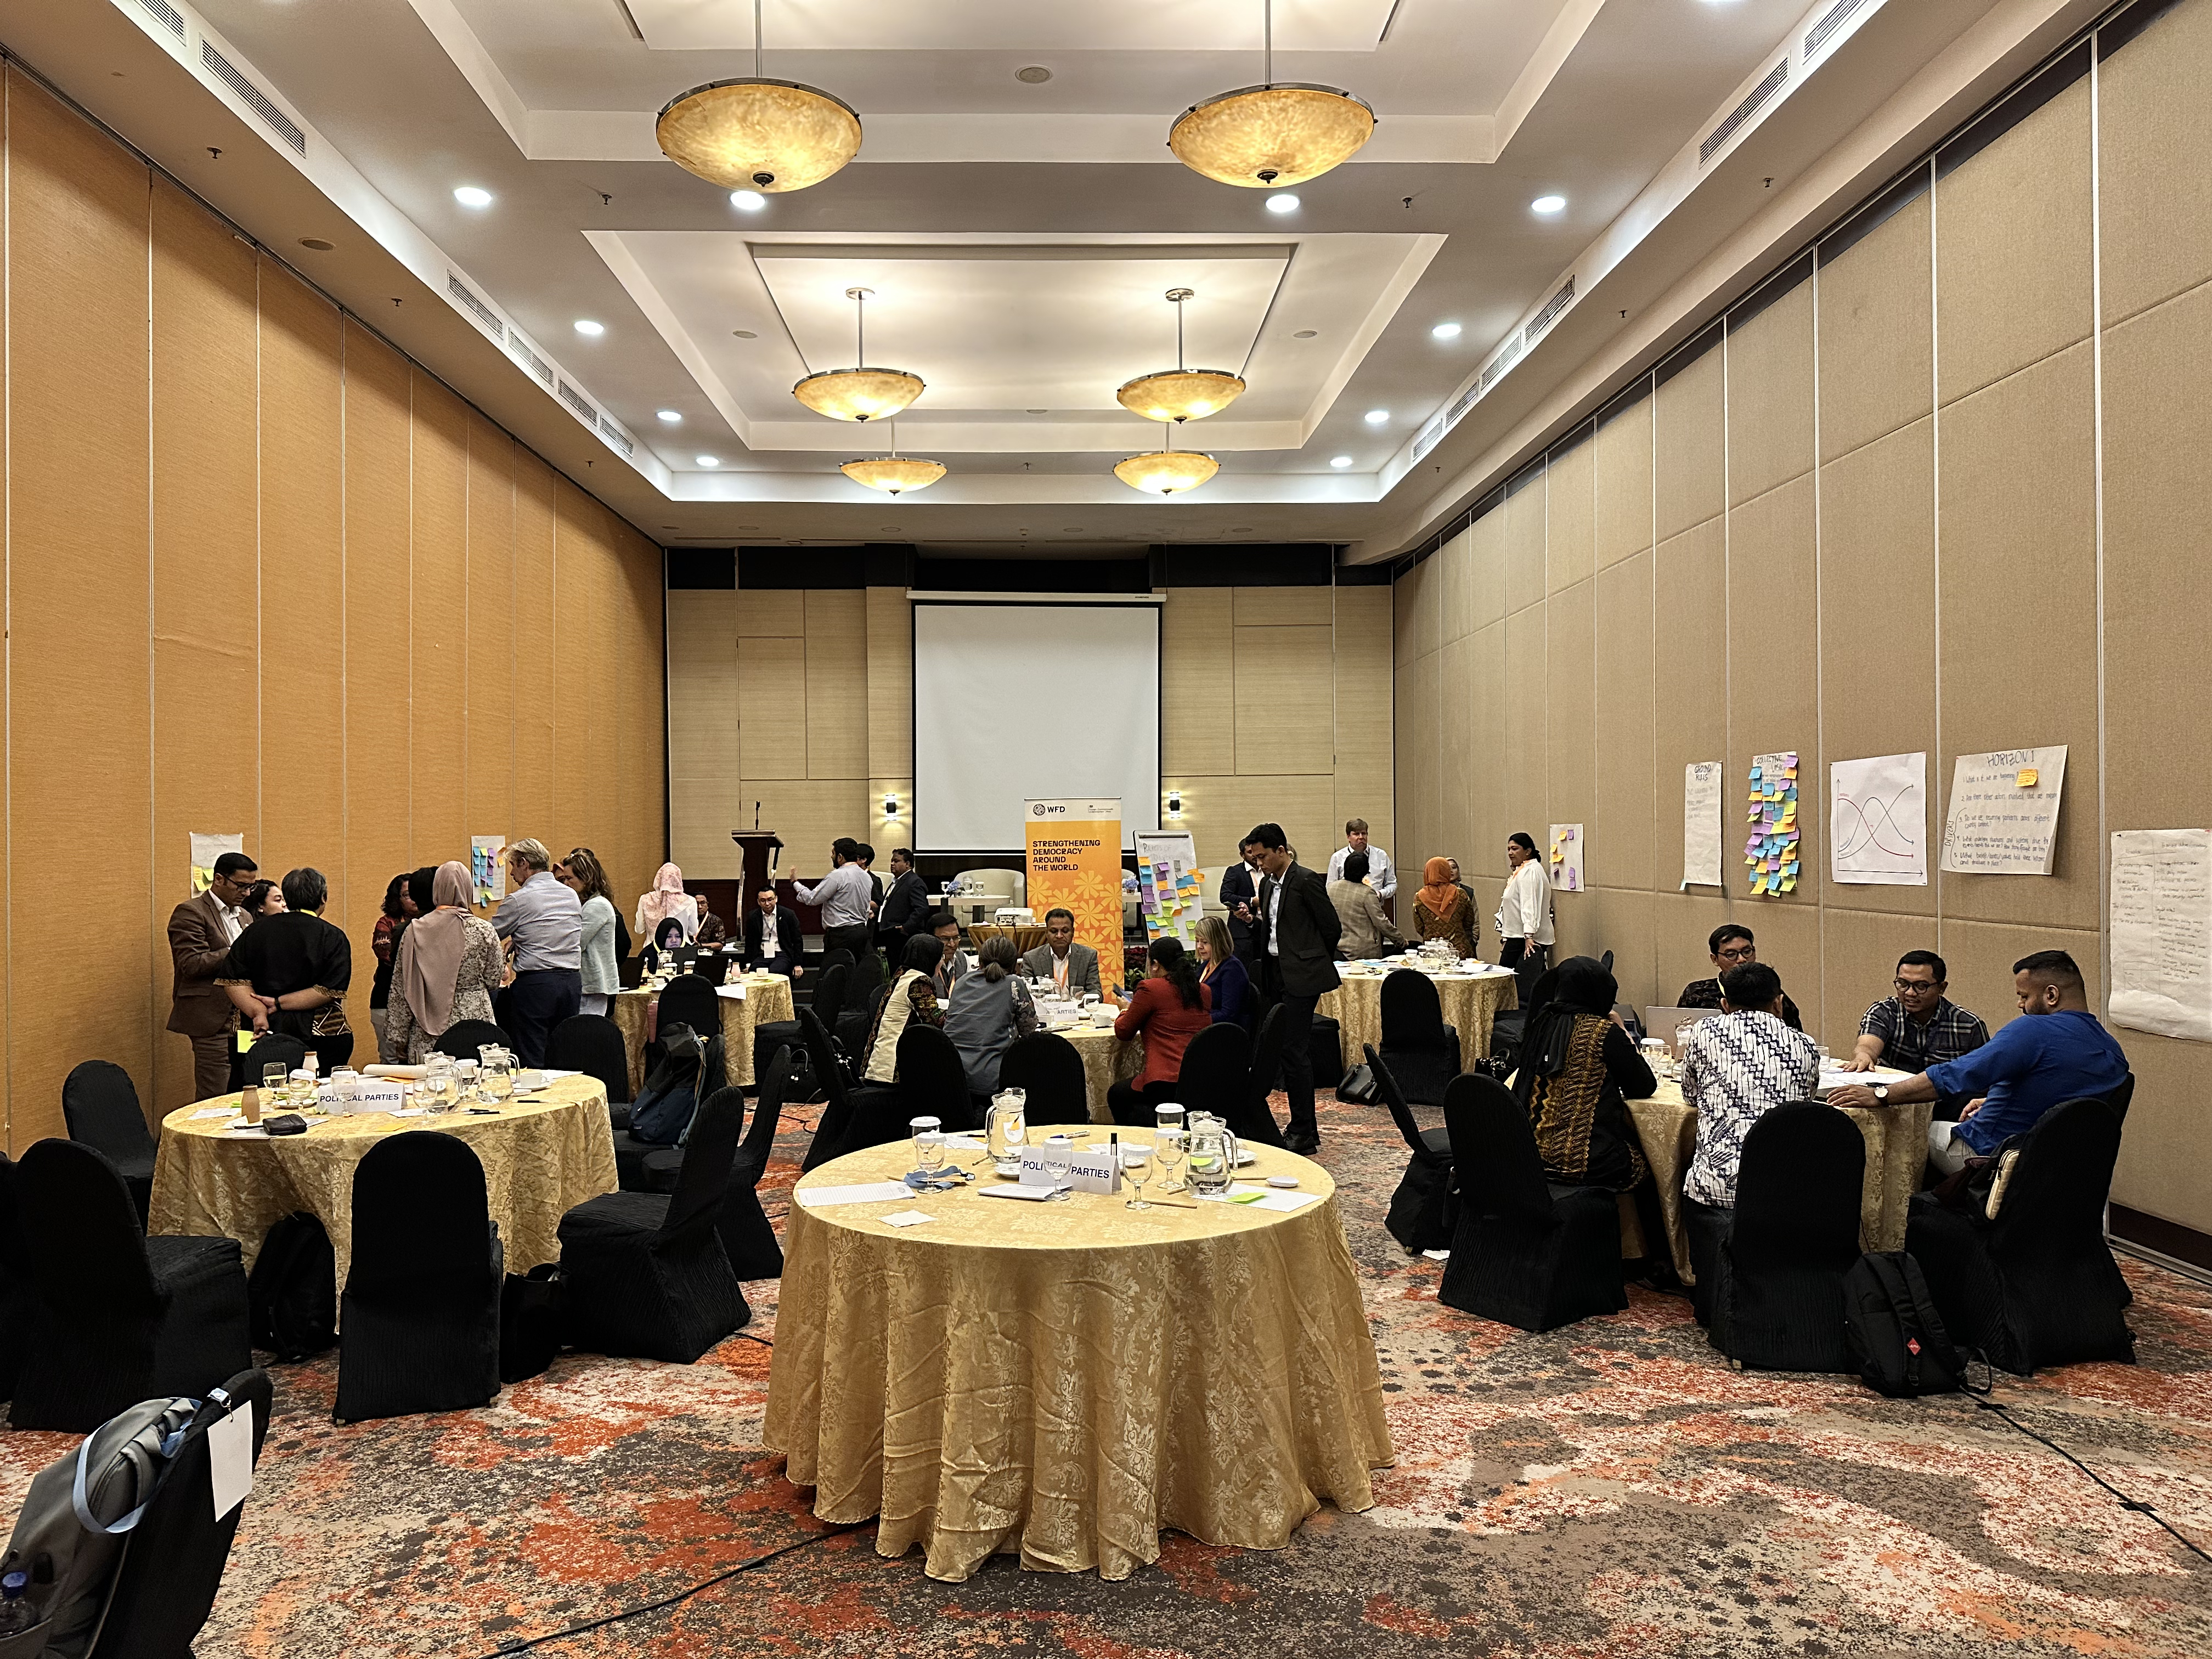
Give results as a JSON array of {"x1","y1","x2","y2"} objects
[{"x1": 1842, "y1": 949, "x2": 1988, "y2": 1104}]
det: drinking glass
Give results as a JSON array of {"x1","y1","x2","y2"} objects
[
  {"x1": 1153, "y1": 1127, "x2": 1186, "y2": 1193},
  {"x1": 1120, "y1": 1144, "x2": 1153, "y2": 1210},
  {"x1": 425, "y1": 1054, "x2": 455, "y2": 1112},
  {"x1": 1040, "y1": 1133, "x2": 1074, "y2": 1197},
  {"x1": 455, "y1": 1059, "x2": 481, "y2": 1103},
  {"x1": 286, "y1": 1070, "x2": 314, "y2": 1112},
  {"x1": 261, "y1": 1062, "x2": 288, "y2": 1098},
  {"x1": 909, "y1": 1115, "x2": 944, "y2": 1178}
]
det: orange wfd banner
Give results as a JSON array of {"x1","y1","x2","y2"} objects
[{"x1": 1024, "y1": 799, "x2": 1125, "y2": 996}]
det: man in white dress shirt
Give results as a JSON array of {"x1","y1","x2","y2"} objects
[
  {"x1": 794, "y1": 837, "x2": 877, "y2": 963},
  {"x1": 1325, "y1": 818, "x2": 1397, "y2": 901},
  {"x1": 168, "y1": 851, "x2": 259, "y2": 1098}
]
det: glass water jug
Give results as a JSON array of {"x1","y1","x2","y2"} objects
[
  {"x1": 987, "y1": 1088, "x2": 1028, "y2": 1163},
  {"x1": 1184, "y1": 1111, "x2": 1240, "y2": 1198}
]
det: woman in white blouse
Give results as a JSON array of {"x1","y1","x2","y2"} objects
[{"x1": 1494, "y1": 831, "x2": 1555, "y2": 972}]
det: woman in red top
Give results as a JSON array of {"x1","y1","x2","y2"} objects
[{"x1": 1107, "y1": 936, "x2": 1212, "y2": 1126}]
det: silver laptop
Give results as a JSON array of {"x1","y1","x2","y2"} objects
[{"x1": 1644, "y1": 1006, "x2": 1722, "y2": 1056}]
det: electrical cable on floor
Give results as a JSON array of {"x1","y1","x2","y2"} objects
[
  {"x1": 478, "y1": 1521, "x2": 872, "y2": 1655},
  {"x1": 733, "y1": 1330, "x2": 772, "y2": 1347},
  {"x1": 1975, "y1": 1397, "x2": 2212, "y2": 1564}
]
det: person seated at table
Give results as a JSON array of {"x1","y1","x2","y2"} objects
[
  {"x1": 1019, "y1": 908, "x2": 1101, "y2": 998},
  {"x1": 1106, "y1": 936, "x2": 1212, "y2": 1126},
  {"x1": 1194, "y1": 915, "x2": 1253, "y2": 1032},
  {"x1": 743, "y1": 886, "x2": 804, "y2": 979},
  {"x1": 640, "y1": 915, "x2": 688, "y2": 975},
  {"x1": 634, "y1": 862, "x2": 698, "y2": 947},
  {"x1": 1515, "y1": 956, "x2": 1657, "y2": 1191},
  {"x1": 1678, "y1": 924, "x2": 1803, "y2": 1030},
  {"x1": 693, "y1": 904, "x2": 729, "y2": 949},
  {"x1": 1828, "y1": 950, "x2": 2129, "y2": 1178},
  {"x1": 1410, "y1": 856, "x2": 1479, "y2": 958},
  {"x1": 1329, "y1": 851, "x2": 1403, "y2": 959},
  {"x1": 1679, "y1": 961, "x2": 1823, "y2": 1214},
  {"x1": 944, "y1": 935, "x2": 1041, "y2": 1099},
  {"x1": 555, "y1": 847, "x2": 622, "y2": 1018},
  {"x1": 1842, "y1": 950, "x2": 1988, "y2": 1115},
  {"x1": 929, "y1": 910, "x2": 968, "y2": 997},
  {"x1": 383, "y1": 861, "x2": 504, "y2": 1065},
  {"x1": 218, "y1": 866, "x2": 356, "y2": 1071},
  {"x1": 862, "y1": 934, "x2": 950, "y2": 1084}
]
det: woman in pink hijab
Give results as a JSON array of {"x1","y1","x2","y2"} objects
[{"x1": 634, "y1": 862, "x2": 700, "y2": 944}]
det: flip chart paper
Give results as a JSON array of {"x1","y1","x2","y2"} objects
[
  {"x1": 1830, "y1": 753, "x2": 1927, "y2": 886},
  {"x1": 189, "y1": 831, "x2": 244, "y2": 896},
  {"x1": 1547, "y1": 824, "x2": 1584, "y2": 893},
  {"x1": 1684, "y1": 762, "x2": 1723, "y2": 889},
  {"x1": 2109, "y1": 828, "x2": 2212, "y2": 1042},
  {"x1": 1940, "y1": 747, "x2": 2067, "y2": 875}
]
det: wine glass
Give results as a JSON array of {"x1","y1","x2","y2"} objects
[
  {"x1": 1040, "y1": 1133, "x2": 1074, "y2": 1198},
  {"x1": 1121, "y1": 1143, "x2": 1153, "y2": 1210},
  {"x1": 286, "y1": 1070, "x2": 314, "y2": 1113},
  {"x1": 1153, "y1": 1127, "x2": 1186, "y2": 1193},
  {"x1": 261, "y1": 1062, "x2": 287, "y2": 1099},
  {"x1": 909, "y1": 1115, "x2": 944, "y2": 1178}
]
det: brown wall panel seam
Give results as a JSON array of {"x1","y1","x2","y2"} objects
[
  {"x1": 4, "y1": 66, "x2": 12, "y2": 1149},
  {"x1": 2089, "y1": 44, "x2": 2110, "y2": 1022},
  {"x1": 1930, "y1": 153, "x2": 1944, "y2": 950},
  {"x1": 144, "y1": 160, "x2": 155, "y2": 1100}
]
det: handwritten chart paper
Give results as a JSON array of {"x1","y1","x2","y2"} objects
[
  {"x1": 1743, "y1": 752, "x2": 1801, "y2": 896},
  {"x1": 1547, "y1": 824, "x2": 1584, "y2": 893},
  {"x1": 470, "y1": 835, "x2": 507, "y2": 905},
  {"x1": 2110, "y1": 829, "x2": 2212, "y2": 1042},
  {"x1": 1940, "y1": 747, "x2": 2067, "y2": 876},
  {"x1": 189, "y1": 831, "x2": 244, "y2": 897},
  {"x1": 1830, "y1": 753, "x2": 1927, "y2": 886},
  {"x1": 1683, "y1": 763, "x2": 1723, "y2": 889}
]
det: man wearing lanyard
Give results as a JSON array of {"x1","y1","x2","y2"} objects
[
  {"x1": 1020, "y1": 908, "x2": 1102, "y2": 997},
  {"x1": 794, "y1": 838, "x2": 876, "y2": 963}
]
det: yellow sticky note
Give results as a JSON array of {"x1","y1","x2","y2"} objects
[
  {"x1": 2016, "y1": 767, "x2": 2039, "y2": 787},
  {"x1": 1780, "y1": 875, "x2": 1798, "y2": 893}
]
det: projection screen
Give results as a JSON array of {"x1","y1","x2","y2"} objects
[{"x1": 912, "y1": 600, "x2": 1160, "y2": 850}]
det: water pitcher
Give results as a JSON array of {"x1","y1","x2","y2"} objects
[
  {"x1": 987, "y1": 1088, "x2": 1028, "y2": 1161},
  {"x1": 1185, "y1": 1111, "x2": 1240, "y2": 1198}
]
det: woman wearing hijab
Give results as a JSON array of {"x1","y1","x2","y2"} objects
[
  {"x1": 384, "y1": 861, "x2": 504, "y2": 1064},
  {"x1": 634, "y1": 863, "x2": 699, "y2": 949},
  {"x1": 1410, "y1": 856, "x2": 1479, "y2": 957},
  {"x1": 1516, "y1": 956, "x2": 1656, "y2": 1190},
  {"x1": 218, "y1": 867, "x2": 354, "y2": 1070},
  {"x1": 641, "y1": 915, "x2": 689, "y2": 975}
]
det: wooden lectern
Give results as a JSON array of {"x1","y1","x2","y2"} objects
[{"x1": 730, "y1": 830, "x2": 783, "y2": 900}]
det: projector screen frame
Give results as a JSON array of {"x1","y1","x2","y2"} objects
[{"x1": 909, "y1": 591, "x2": 1164, "y2": 856}]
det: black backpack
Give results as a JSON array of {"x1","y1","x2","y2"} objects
[
  {"x1": 630, "y1": 1024, "x2": 721, "y2": 1146},
  {"x1": 246, "y1": 1213, "x2": 337, "y2": 1362},
  {"x1": 498, "y1": 1264, "x2": 565, "y2": 1384},
  {"x1": 1843, "y1": 1251, "x2": 1984, "y2": 1398}
]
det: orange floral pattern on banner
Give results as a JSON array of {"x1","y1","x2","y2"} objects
[{"x1": 1025, "y1": 806, "x2": 1125, "y2": 996}]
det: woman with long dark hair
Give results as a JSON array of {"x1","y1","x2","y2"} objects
[
  {"x1": 370, "y1": 872, "x2": 417, "y2": 1062},
  {"x1": 1107, "y1": 935, "x2": 1212, "y2": 1125}
]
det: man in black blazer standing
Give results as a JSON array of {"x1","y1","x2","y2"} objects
[
  {"x1": 877, "y1": 847, "x2": 928, "y2": 952},
  {"x1": 1220, "y1": 837, "x2": 1264, "y2": 962},
  {"x1": 1237, "y1": 821, "x2": 1341, "y2": 1154}
]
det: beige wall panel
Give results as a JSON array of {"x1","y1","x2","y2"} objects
[
  {"x1": 1654, "y1": 345, "x2": 1725, "y2": 540},
  {"x1": 1393, "y1": 551, "x2": 1443, "y2": 667},
  {"x1": 1439, "y1": 527, "x2": 1474, "y2": 645},
  {"x1": 1397, "y1": 650, "x2": 1442, "y2": 869},
  {"x1": 1233, "y1": 585, "x2": 1331, "y2": 627},
  {"x1": 2111, "y1": 1032, "x2": 2212, "y2": 1233},
  {"x1": 750, "y1": 780, "x2": 868, "y2": 873},
  {"x1": 1651, "y1": 521, "x2": 1726, "y2": 893},
  {"x1": 2099, "y1": 0, "x2": 2212, "y2": 326},
  {"x1": 617, "y1": 522, "x2": 668, "y2": 885},
  {"x1": 462, "y1": 410, "x2": 516, "y2": 862},
  {"x1": 1593, "y1": 553, "x2": 1655, "y2": 891},
  {"x1": 865, "y1": 587, "x2": 913, "y2": 778},
  {"x1": 1545, "y1": 580, "x2": 1596, "y2": 833},
  {"x1": 1182, "y1": 775, "x2": 1335, "y2": 877},
  {"x1": 1545, "y1": 435, "x2": 1595, "y2": 595},
  {"x1": 1940, "y1": 921, "x2": 2100, "y2": 1034},
  {"x1": 1821, "y1": 909, "x2": 1939, "y2": 1066},
  {"x1": 1470, "y1": 505, "x2": 1508, "y2": 629},
  {"x1": 735, "y1": 588, "x2": 805, "y2": 637},
  {"x1": 409, "y1": 374, "x2": 471, "y2": 868},
  {"x1": 1503, "y1": 604, "x2": 1547, "y2": 845},
  {"x1": 671, "y1": 774, "x2": 746, "y2": 879},
  {"x1": 1938, "y1": 343, "x2": 2099, "y2": 929},
  {"x1": 150, "y1": 182, "x2": 258, "y2": 1111},
  {"x1": 668, "y1": 590, "x2": 740, "y2": 780},
  {"x1": 1593, "y1": 390, "x2": 1654, "y2": 567},
  {"x1": 510, "y1": 453, "x2": 557, "y2": 841},
  {"x1": 1438, "y1": 634, "x2": 1474, "y2": 862},
  {"x1": 1653, "y1": 891, "x2": 1731, "y2": 1007},
  {"x1": 1162, "y1": 588, "x2": 1233, "y2": 775},
  {"x1": 1819, "y1": 419, "x2": 1936, "y2": 916},
  {"x1": 1235, "y1": 624, "x2": 1335, "y2": 777},
  {"x1": 1726, "y1": 280, "x2": 1815, "y2": 505},
  {"x1": 552, "y1": 484, "x2": 622, "y2": 883},
  {"x1": 1588, "y1": 888, "x2": 1659, "y2": 1013},
  {"x1": 8, "y1": 80, "x2": 154, "y2": 1142},
  {"x1": 1331, "y1": 586, "x2": 1395, "y2": 798},
  {"x1": 1735, "y1": 901, "x2": 1824, "y2": 1043},
  {"x1": 804, "y1": 589, "x2": 867, "y2": 780},
  {"x1": 2102, "y1": 283, "x2": 2212, "y2": 831},
  {"x1": 1504, "y1": 473, "x2": 1547, "y2": 615},
  {"x1": 1818, "y1": 189, "x2": 1934, "y2": 463},
  {"x1": 738, "y1": 637, "x2": 808, "y2": 780},
  {"x1": 1728, "y1": 474, "x2": 1818, "y2": 910},
  {"x1": 1466, "y1": 621, "x2": 1508, "y2": 881},
  {"x1": 1936, "y1": 77, "x2": 2093, "y2": 405}
]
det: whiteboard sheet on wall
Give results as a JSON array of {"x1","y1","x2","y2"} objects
[
  {"x1": 1831, "y1": 752, "x2": 1927, "y2": 886},
  {"x1": 1940, "y1": 746, "x2": 2067, "y2": 875},
  {"x1": 1682, "y1": 763, "x2": 1722, "y2": 889},
  {"x1": 2109, "y1": 828, "x2": 2212, "y2": 1042},
  {"x1": 913, "y1": 603, "x2": 1159, "y2": 850}
]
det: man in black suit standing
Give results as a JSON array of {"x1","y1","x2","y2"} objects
[
  {"x1": 877, "y1": 847, "x2": 928, "y2": 952},
  {"x1": 1236, "y1": 821, "x2": 1340, "y2": 1154},
  {"x1": 1220, "y1": 837, "x2": 1265, "y2": 961}
]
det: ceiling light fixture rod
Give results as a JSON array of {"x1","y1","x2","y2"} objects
[
  {"x1": 1169, "y1": 286, "x2": 1192, "y2": 370},
  {"x1": 753, "y1": 0, "x2": 762, "y2": 79},
  {"x1": 1263, "y1": 0, "x2": 1273, "y2": 88},
  {"x1": 847, "y1": 285, "x2": 871, "y2": 363}
]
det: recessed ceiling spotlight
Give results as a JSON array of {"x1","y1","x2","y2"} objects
[
  {"x1": 729, "y1": 189, "x2": 767, "y2": 211},
  {"x1": 656, "y1": 409, "x2": 682, "y2": 424},
  {"x1": 1265, "y1": 193, "x2": 1300, "y2": 213},
  {"x1": 574, "y1": 319, "x2": 605, "y2": 337},
  {"x1": 1330, "y1": 455, "x2": 1354, "y2": 467},
  {"x1": 695, "y1": 454, "x2": 720, "y2": 466},
  {"x1": 297, "y1": 237, "x2": 335, "y2": 252},
  {"x1": 732, "y1": 329, "x2": 758, "y2": 338},
  {"x1": 1015, "y1": 65, "x2": 1053, "y2": 83},
  {"x1": 1293, "y1": 329, "x2": 1318, "y2": 338},
  {"x1": 1363, "y1": 408, "x2": 1389, "y2": 424},
  {"x1": 453, "y1": 185, "x2": 493, "y2": 208},
  {"x1": 1431, "y1": 321, "x2": 1462, "y2": 340},
  {"x1": 1531, "y1": 194, "x2": 1567, "y2": 215}
]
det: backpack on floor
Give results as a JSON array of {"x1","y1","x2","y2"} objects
[
  {"x1": 498, "y1": 1264, "x2": 566, "y2": 1384},
  {"x1": 246, "y1": 1212, "x2": 337, "y2": 1362},
  {"x1": 1843, "y1": 1251, "x2": 1983, "y2": 1398}
]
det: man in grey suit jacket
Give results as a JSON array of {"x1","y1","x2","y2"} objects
[
  {"x1": 168, "y1": 851, "x2": 259, "y2": 1099},
  {"x1": 1020, "y1": 909, "x2": 1102, "y2": 997},
  {"x1": 1239, "y1": 822, "x2": 1341, "y2": 1154}
]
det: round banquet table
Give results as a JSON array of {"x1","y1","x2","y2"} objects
[
  {"x1": 611, "y1": 971, "x2": 795, "y2": 1095},
  {"x1": 148, "y1": 1076, "x2": 619, "y2": 1294},
  {"x1": 1056, "y1": 1020, "x2": 1145, "y2": 1122},
  {"x1": 763, "y1": 1128, "x2": 1394, "y2": 1582},
  {"x1": 1625, "y1": 1078, "x2": 1934, "y2": 1283},
  {"x1": 1320, "y1": 960, "x2": 1520, "y2": 1067}
]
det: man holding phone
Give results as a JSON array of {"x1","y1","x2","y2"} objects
[{"x1": 1238, "y1": 822, "x2": 1341, "y2": 1155}]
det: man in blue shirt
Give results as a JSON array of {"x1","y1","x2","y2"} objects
[{"x1": 1829, "y1": 950, "x2": 2127, "y2": 1176}]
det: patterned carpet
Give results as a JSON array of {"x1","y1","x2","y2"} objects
[{"x1": 5, "y1": 1092, "x2": 2209, "y2": 1658}]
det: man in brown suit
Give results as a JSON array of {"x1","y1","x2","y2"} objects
[{"x1": 168, "y1": 851, "x2": 258, "y2": 1099}]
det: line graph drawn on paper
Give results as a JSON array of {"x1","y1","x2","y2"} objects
[{"x1": 1831, "y1": 753, "x2": 1928, "y2": 886}]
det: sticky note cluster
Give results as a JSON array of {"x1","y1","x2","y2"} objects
[
  {"x1": 1744, "y1": 752, "x2": 1801, "y2": 895},
  {"x1": 1140, "y1": 860, "x2": 1201, "y2": 928}
]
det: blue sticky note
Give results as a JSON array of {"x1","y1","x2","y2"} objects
[{"x1": 1750, "y1": 766, "x2": 1763, "y2": 780}]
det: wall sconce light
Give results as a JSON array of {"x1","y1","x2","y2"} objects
[
  {"x1": 884, "y1": 794, "x2": 900, "y2": 818},
  {"x1": 1167, "y1": 790, "x2": 1183, "y2": 819}
]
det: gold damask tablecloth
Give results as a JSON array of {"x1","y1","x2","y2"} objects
[
  {"x1": 764, "y1": 1129, "x2": 1393, "y2": 1582},
  {"x1": 148, "y1": 1077, "x2": 618, "y2": 1291},
  {"x1": 1321, "y1": 964, "x2": 1520, "y2": 1068},
  {"x1": 611, "y1": 972, "x2": 796, "y2": 1094},
  {"x1": 1059, "y1": 1022, "x2": 1145, "y2": 1122},
  {"x1": 1626, "y1": 1080, "x2": 1934, "y2": 1283}
]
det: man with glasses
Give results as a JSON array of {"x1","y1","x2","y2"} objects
[
  {"x1": 1678, "y1": 924, "x2": 1804, "y2": 1030},
  {"x1": 1842, "y1": 950, "x2": 1987, "y2": 1106},
  {"x1": 168, "y1": 851, "x2": 259, "y2": 1098}
]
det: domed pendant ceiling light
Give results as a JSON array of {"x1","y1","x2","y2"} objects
[
  {"x1": 1169, "y1": 0, "x2": 1375, "y2": 188},
  {"x1": 1117, "y1": 287, "x2": 1246, "y2": 424},
  {"x1": 656, "y1": 0, "x2": 861, "y2": 194},
  {"x1": 842, "y1": 422, "x2": 945, "y2": 495},
  {"x1": 1115, "y1": 424, "x2": 1219, "y2": 496},
  {"x1": 793, "y1": 286, "x2": 925, "y2": 422}
]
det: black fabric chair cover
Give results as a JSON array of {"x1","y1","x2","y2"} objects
[
  {"x1": 549, "y1": 1012, "x2": 633, "y2": 1108},
  {"x1": 1370, "y1": 1046, "x2": 1454, "y2": 1254},
  {"x1": 896, "y1": 1023, "x2": 978, "y2": 1131},
  {"x1": 62, "y1": 1059, "x2": 157, "y2": 1227},
  {"x1": 0, "y1": 1153, "x2": 33, "y2": 1401},
  {"x1": 1703, "y1": 1103, "x2": 1865, "y2": 1371},
  {"x1": 559, "y1": 1087, "x2": 749, "y2": 1362},
  {"x1": 997, "y1": 1031, "x2": 1089, "y2": 1126},
  {"x1": 1237, "y1": 1012, "x2": 1291, "y2": 1149},
  {"x1": 753, "y1": 1014, "x2": 806, "y2": 1095},
  {"x1": 1437, "y1": 1074, "x2": 1626, "y2": 1332},
  {"x1": 810, "y1": 961, "x2": 851, "y2": 1033},
  {"x1": 336, "y1": 1132, "x2": 504, "y2": 1421},
  {"x1": 719, "y1": 1046, "x2": 791, "y2": 1279},
  {"x1": 434, "y1": 1019, "x2": 513, "y2": 1061},
  {"x1": 2104, "y1": 1071, "x2": 2136, "y2": 1121},
  {"x1": 653, "y1": 973, "x2": 723, "y2": 1076},
  {"x1": 1249, "y1": 1002, "x2": 1290, "y2": 1098},
  {"x1": 233, "y1": 1032, "x2": 307, "y2": 1094},
  {"x1": 88, "y1": 1366, "x2": 273, "y2": 1659},
  {"x1": 1310, "y1": 1014, "x2": 1344, "y2": 1091},
  {"x1": 798, "y1": 1006, "x2": 860, "y2": 1172},
  {"x1": 1484, "y1": 953, "x2": 1550, "y2": 1069},
  {"x1": 9, "y1": 1140, "x2": 250, "y2": 1432},
  {"x1": 1171, "y1": 1021, "x2": 1250, "y2": 1119},
  {"x1": 1905, "y1": 1096, "x2": 2134, "y2": 1375},
  {"x1": 1378, "y1": 969, "x2": 1461, "y2": 1105}
]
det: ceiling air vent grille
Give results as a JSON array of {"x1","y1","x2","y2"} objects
[
  {"x1": 200, "y1": 41, "x2": 307, "y2": 157},
  {"x1": 445, "y1": 273, "x2": 504, "y2": 342},
  {"x1": 132, "y1": 0, "x2": 186, "y2": 41},
  {"x1": 1444, "y1": 382, "x2": 1480, "y2": 426},
  {"x1": 1479, "y1": 332, "x2": 1523, "y2": 392},
  {"x1": 507, "y1": 333, "x2": 554, "y2": 387},
  {"x1": 1524, "y1": 275, "x2": 1576, "y2": 346},
  {"x1": 1805, "y1": 0, "x2": 1868, "y2": 60},
  {"x1": 557, "y1": 381, "x2": 599, "y2": 426},
  {"x1": 1700, "y1": 58, "x2": 1788, "y2": 166},
  {"x1": 1410, "y1": 416, "x2": 1443, "y2": 464},
  {"x1": 597, "y1": 417, "x2": 634, "y2": 456}
]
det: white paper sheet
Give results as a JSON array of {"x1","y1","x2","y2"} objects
[
  {"x1": 881, "y1": 1210, "x2": 936, "y2": 1228},
  {"x1": 1940, "y1": 746, "x2": 2067, "y2": 875},
  {"x1": 1547, "y1": 824, "x2": 1584, "y2": 893},
  {"x1": 2109, "y1": 828, "x2": 2212, "y2": 1041},
  {"x1": 977, "y1": 1182, "x2": 1059, "y2": 1201},
  {"x1": 207, "y1": 1403, "x2": 254, "y2": 1520},
  {"x1": 1683, "y1": 762, "x2": 1723, "y2": 889},
  {"x1": 189, "y1": 1106, "x2": 240, "y2": 1120},
  {"x1": 713, "y1": 983, "x2": 748, "y2": 1000},
  {"x1": 795, "y1": 1181, "x2": 915, "y2": 1209},
  {"x1": 1248, "y1": 1189, "x2": 1324, "y2": 1212},
  {"x1": 1830, "y1": 752, "x2": 1927, "y2": 885}
]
